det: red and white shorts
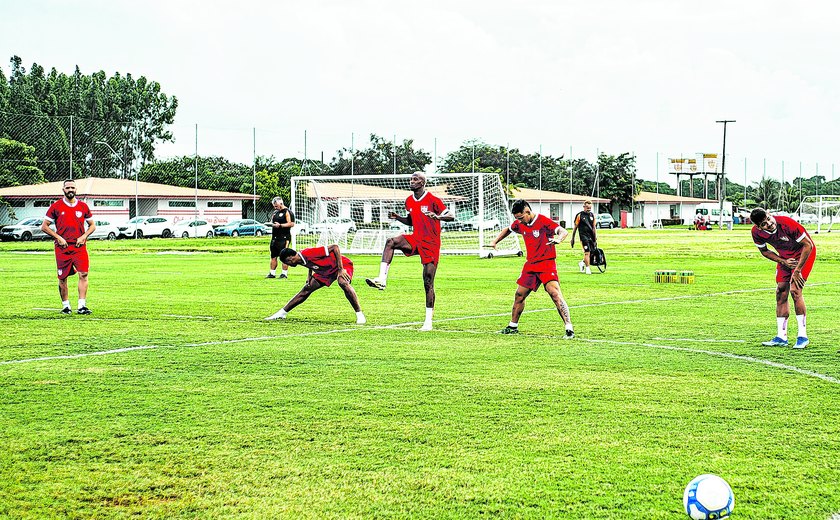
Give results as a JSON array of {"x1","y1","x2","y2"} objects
[
  {"x1": 55, "y1": 245, "x2": 89, "y2": 280},
  {"x1": 517, "y1": 260, "x2": 559, "y2": 291},
  {"x1": 313, "y1": 257, "x2": 354, "y2": 287},
  {"x1": 776, "y1": 247, "x2": 816, "y2": 284},
  {"x1": 403, "y1": 234, "x2": 440, "y2": 265}
]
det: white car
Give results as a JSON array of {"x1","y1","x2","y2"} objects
[
  {"x1": 0, "y1": 217, "x2": 49, "y2": 241},
  {"x1": 173, "y1": 219, "x2": 215, "y2": 238},
  {"x1": 88, "y1": 220, "x2": 120, "y2": 240},
  {"x1": 311, "y1": 217, "x2": 357, "y2": 235},
  {"x1": 117, "y1": 216, "x2": 175, "y2": 238},
  {"x1": 462, "y1": 216, "x2": 502, "y2": 232}
]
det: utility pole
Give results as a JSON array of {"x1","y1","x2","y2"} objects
[{"x1": 716, "y1": 119, "x2": 735, "y2": 229}]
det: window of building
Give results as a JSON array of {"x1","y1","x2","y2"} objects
[
  {"x1": 169, "y1": 201, "x2": 196, "y2": 208},
  {"x1": 8, "y1": 199, "x2": 25, "y2": 208},
  {"x1": 34, "y1": 200, "x2": 52, "y2": 207},
  {"x1": 208, "y1": 201, "x2": 233, "y2": 208},
  {"x1": 94, "y1": 200, "x2": 124, "y2": 207}
]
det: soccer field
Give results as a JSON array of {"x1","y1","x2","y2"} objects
[{"x1": 1, "y1": 228, "x2": 839, "y2": 519}]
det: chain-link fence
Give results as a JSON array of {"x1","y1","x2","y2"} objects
[{"x1": 2, "y1": 111, "x2": 838, "y2": 227}]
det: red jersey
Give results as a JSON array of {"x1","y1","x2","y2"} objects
[
  {"x1": 405, "y1": 191, "x2": 446, "y2": 246},
  {"x1": 45, "y1": 198, "x2": 92, "y2": 243},
  {"x1": 510, "y1": 214, "x2": 563, "y2": 264},
  {"x1": 751, "y1": 215, "x2": 811, "y2": 260},
  {"x1": 299, "y1": 246, "x2": 351, "y2": 279}
]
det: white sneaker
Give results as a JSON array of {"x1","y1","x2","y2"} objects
[
  {"x1": 585, "y1": 267, "x2": 592, "y2": 275},
  {"x1": 365, "y1": 278, "x2": 386, "y2": 290},
  {"x1": 264, "y1": 310, "x2": 287, "y2": 320},
  {"x1": 420, "y1": 322, "x2": 433, "y2": 331},
  {"x1": 356, "y1": 314, "x2": 367, "y2": 325},
  {"x1": 578, "y1": 260, "x2": 585, "y2": 272}
]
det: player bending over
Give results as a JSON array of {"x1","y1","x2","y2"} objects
[
  {"x1": 365, "y1": 171, "x2": 453, "y2": 331},
  {"x1": 750, "y1": 208, "x2": 816, "y2": 349},
  {"x1": 489, "y1": 199, "x2": 574, "y2": 338},
  {"x1": 265, "y1": 245, "x2": 366, "y2": 324}
]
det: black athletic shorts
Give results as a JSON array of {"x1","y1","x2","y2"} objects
[
  {"x1": 580, "y1": 237, "x2": 595, "y2": 252},
  {"x1": 270, "y1": 237, "x2": 290, "y2": 258}
]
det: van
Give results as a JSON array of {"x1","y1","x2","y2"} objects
[{"x1": 695, "y1": 202, "x2": 733, "y2": 225}]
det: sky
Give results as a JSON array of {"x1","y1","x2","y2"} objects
[{"x1": 2, "y1": 0, "x2": 839, "y2": 187}]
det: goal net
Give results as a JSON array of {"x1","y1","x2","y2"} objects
[
  {"x1": 290, "y1": 172, "x2": 521, "y2": 257},
  {"x1": 797, "y1": 195, "x2": 840, "y2": 233}
]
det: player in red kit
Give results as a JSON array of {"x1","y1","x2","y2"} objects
[
  {"x1": 365, "y1": 172, "x2": 453, "y2": 331},
  {"x1": 264, "y1": 244, "x2": 366, "y2": 324},
  {"x1": 40, "y1": 179, "x2": 96, "y2": 315},
  {"x1": 489, "y1": 199, "x2": 574, "y2": 337},
  {"x1": 750, "y1": 207, "x2": 816, "y2": 349}
]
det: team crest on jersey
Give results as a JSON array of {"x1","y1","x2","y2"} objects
[
  {"x1": 780, "y1": 236, "x2": 789, "y2": 242},
  {"x1": 310, "y1": 265, "x2": 320, "y2": 270},
  {"x1": 532, "y1": 230, "x2": 540, "y2": 238},
  {"x1": 420, "y1": 205, "x2": 429, "y2": 213},
  {"x1": 75, "y1": 211, "x2": 83, "y2": 218},
  {"x1": 57, "y1": 268, "x2": 63, "y2": 276}
]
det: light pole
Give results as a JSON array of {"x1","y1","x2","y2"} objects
[
  {"x1": 715, "y1": 120, "x2": 735, "y2": 229},
  {"x1": 97, "y1": 141, "x2": 138, "y2": 220}
]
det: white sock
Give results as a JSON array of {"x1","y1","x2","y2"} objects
[
  {"x1": 378, "y1": 262, "x2": 390, "y2": 283},
  {"x1": 795, "y1": 314, "x2": 806, "y2": 338},
  {"x1": 356, "y1": 311, "x2": 366, "y2": 324},
  {"x1": 78, "y1": 298, "x2": 86, "y2": 309},
  {"x1": 62, "y1": 300, "x2": 70, "y2": 309},
  {"x1": 777, "y1": 317, "x2": 788, "y2": 340},
  {"x1": 566, "y1": 323, "x2": 574, "y2": 332},
  {"x1": 585, "y1": 267, "x2": 592, "y2": 274},
  {"x1": 508, "y1": 321, "x2": 518, "y2": 328},
  {"x1": 281, "y1": 268, "x2": 288, "y2": 276},
  {"x1": 269, "y1": 269, "x2": 276, "y2": 276},
  {"x1": 425, "y1": 307, "x2": 434, "y2": 324}
]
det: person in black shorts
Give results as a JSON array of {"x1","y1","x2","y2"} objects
[
  {"x1": 267, "y1": 197, "x2": 295, "y2": 279},
  {"x1": 570, "y1": 199, "x2": 596, "y2": 275}
]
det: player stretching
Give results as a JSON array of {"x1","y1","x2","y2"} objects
[
  {"x1": 265, "y1": 245, "x2": 366, "y2": 324},
  {"x1": 489, "y1": 199, "x2": 574, "y2": 337},
  {"x1": 365, "y1": 171, "x2": 453, "y2": 331},
  {"x1": 750, "y1": 208, "x2": 816, "y2": 349}
]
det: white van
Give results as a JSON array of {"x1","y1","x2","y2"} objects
[{"x1": 695, "y1": 202, "x2": 733, "y2": 225}]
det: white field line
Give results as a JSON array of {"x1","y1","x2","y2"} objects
[
  {"x1": 162, "y1": 314, "x2": 214, "y2": 320},
  {"x1": 652, "y1": 337, "x2": 746, "y2": 343},
  {"x1": 3, "y1": 283, "x2": 840, "y2": 380}
]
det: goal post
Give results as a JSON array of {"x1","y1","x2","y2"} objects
[
  {"x1": 797, "y1": 195, "x2": 840, "y2": 234},
  {"x1": 290, "y1": 172, "x2": 522, "y2": 257}
]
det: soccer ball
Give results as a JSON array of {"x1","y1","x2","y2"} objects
[{"x1": 683, "y1": 474, "x2": 734, "y2": 519}]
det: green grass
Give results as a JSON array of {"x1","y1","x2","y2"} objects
[{"x1": 1, "y1": 229, "x2": 839, "y2": 519}]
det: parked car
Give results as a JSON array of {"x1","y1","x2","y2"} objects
[
  {"x1": 117, "y1": 216, "x2": 175, "y2": 238},
  {"x1": 88, "y1": 220, "x2": 120, "y2": 240},
  {"x1": 311, "y1": 217, "x2": 357, "y2": 235},
  {"x1": 214, "y1": 219, "x2": 270, "y2": 237},
  {"x1": 173, "y1": 219, "x2": 215, "y2": 238},
  {"x1": 290, "y1": 219, "x2": 311, "y2": 235},
  {"x1": 596, "y1": 213, "x2": 617, "y2": 229},
  {"x1": 461, "y1": 216, "x2": 502, "y2": 232},
  {"x1": 0, "y1": 217, "x2": 49, "y2": 241}
]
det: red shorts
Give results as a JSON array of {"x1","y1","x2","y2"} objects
[
  {"x1": 776, "y1": 246, "x2": 816, "y2": 284},
  {"x1": 403, "y1": 234, "x2": 440, "y2": 265},
  {"x1": 55, "y1": 245, "x2": 89, "y2": 280},
  {"x1": 313, "y1": 257, "x2": 354, "y2": 287},
  {"x1": 517, "y1": 260, "x2": 559, "y2": 291}
]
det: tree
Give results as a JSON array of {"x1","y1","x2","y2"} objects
[
  {"x1": 330, "y1": 134, "x2": 431, "y2": 176},
  {"x1": 595, "y1": 153, "x2": 638, "y2": 210},
  {"x1": 0, "y1": 56, "x2": 178, "y2": 181},
  {"x1": 0, "y1": 138, "x2": 46, "y2": 188}
]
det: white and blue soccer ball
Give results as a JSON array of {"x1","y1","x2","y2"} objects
[{"x1": 683, "y1": 474, "x2": 734, "y2": 520}]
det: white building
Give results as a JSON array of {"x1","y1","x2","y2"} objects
[
  {"x1": 508, "y1": 187, "x2": 610, "y2": 227},
  {"x1": 0, "y1": 177, "x2": 258, "y2": 225},
  {"x1": 634, "y1": 191, "x2": 724, "y2": 227}
]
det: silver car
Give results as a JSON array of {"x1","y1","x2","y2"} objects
[{"x1": 0, "y1": 217, "x2": 49, "y2": 241}]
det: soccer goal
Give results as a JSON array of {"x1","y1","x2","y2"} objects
[
  {"x1": 290, "y1": 172, "x2": 522, "y2": 257},
  {"x1": 797, "y1": 195, "x2": 840, "y2": 233}
]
